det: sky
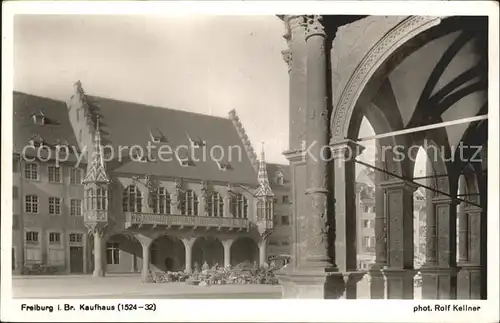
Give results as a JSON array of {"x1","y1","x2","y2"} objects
[
  {"x1": 14, "y1": 15, "x2": 289, "y2": 164},
  {"x1": 13, "y1": 14, "x2": 425, "y2": 175}
]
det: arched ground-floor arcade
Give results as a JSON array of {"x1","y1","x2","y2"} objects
[{"x1": 87, "y1": 230, "x2": 268, "y2": 280}]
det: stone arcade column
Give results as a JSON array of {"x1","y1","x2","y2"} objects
[
  {"x1": 259, "y1": 238, "x2": 268, "y2": 267},
  {"x1": 420, "y1": 195, "x2": 457, "y2": 299},
  {"x1": 223, "y1": 239, "x2": 234, "y2": 268},
  {"x1": 380, "y1": 180, "x2": 415, "y2": 299},
  {"x1": 135, "y1": 234, "x2": 152, "y2": 282},
  {"x1": 330, "y1": 140, "x2": 365, "y2": 299},
  {"x1": 92, "y1": 229, "x2": 105, "y2": 277},
  {"x1": 277, "y1": 15, "x2": 336, "y2": 299},
  {"x1": 182, "y1": 237, "x2": 196, "y2": 274},
  {"x1": 370, "y1": 151, "x2": 388, "y2": 299},
  {"x1": 457, "y1": 204, "x2": 482, "y2": 299}
]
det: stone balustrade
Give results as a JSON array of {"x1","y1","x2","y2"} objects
[{"x1": 124, "y1": 212, "x2": 250, "y2": 230}]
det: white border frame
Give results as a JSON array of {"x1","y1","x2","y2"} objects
[{"x1": 2, "y1": 1, "x2": 499, "y2": 323}]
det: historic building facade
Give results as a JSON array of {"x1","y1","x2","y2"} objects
[
  {"x1": 277, "y1": 15, "x2": 487, "y2": 300},
  {"x1": 12, "y1": 85, "x2": 287, "y2": 279},
  {"x1": 266, "y1": 164, "x2": 292, "y2": 259},
  {"x1": 355, "y1": 168, "x2": 427, "y2": 270}
]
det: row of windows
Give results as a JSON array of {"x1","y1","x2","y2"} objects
[
  {"x1": 24, "y1": 195, "x2": 82, "y2": 215},
  {"x1": 121, "y1": 185, "x2": 249, "y2": 218},
  {"x1": 85, "y1": 187, "x2": 108, "y2": 211},
  {"x1": 362, "y1": 205, "x2": 376, "y2": 213},
  {"x1": 363, "y1": 219, "x2": 374, "y2": 229},
  {"x1": 23, "y1": 163, "x2": 83, "y2": 184},
  {"x1": 25, "y1": 231, "x2": 83, "y2": 244}
]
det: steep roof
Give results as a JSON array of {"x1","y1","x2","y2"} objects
[
  {"x1": 13, "y1": 91, "x2": 81, "y2": 163},
  {"x1": 83, "y1": 95, "x2": 258, "y2": 185}
]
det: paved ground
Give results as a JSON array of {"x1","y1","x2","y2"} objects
[
  {"x1": 12, "y1": 274, "x2": 421, "y2": 299},
  {"x1": 12, "y1": 274, "x2": 282, "y2": 299}
]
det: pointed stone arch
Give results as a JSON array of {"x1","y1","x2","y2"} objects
[{"x1": 330, "y1": 16, "x2": 443, "y2": 144}]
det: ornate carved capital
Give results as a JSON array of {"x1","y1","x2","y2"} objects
[
  {"x1": 283, "y1": 15, "x2": 306, "y2": 40},
  {"x1": 305, "y1": 15, "x2": 326, "y2": 40},
  {"x1": 330, "y1": 139, "x2": 365, "y2": 160}
]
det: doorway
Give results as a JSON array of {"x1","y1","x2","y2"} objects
[{"x1": 69, "y1": 246, "x2": 84, "y2": 273}]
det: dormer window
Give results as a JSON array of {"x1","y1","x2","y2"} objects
[
  {"x1": 55, "y1": 139, "x2": 70, "y2": 150},
  {"x1": 216, "y1": 160, "x2": 230, "y2": 171},
  {"x1": 149, "y1": 130, "x2": 167, "y2": 143},
  {"x1": 32, "y1": 111, "x2": 45, "y2": 125},
  {"x1": 176, "y1": 154, "x2": 193, "y2": 167},
  {"x1": 186, "y1": 132, "x2": 205, "y2": 148},
  {"x1": 137, "y1": 155, "x2": 155, "y2": 163},
  {"x1": 131, "y1": 151, "x2": 154, "y2": 163},
  {"x1": 29, "y1": 135, "x2": 46, "y2": 148}
]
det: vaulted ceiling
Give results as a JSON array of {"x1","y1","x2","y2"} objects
[{"x1": 376, "y1": 17, "x2": 488, "y2": 153}]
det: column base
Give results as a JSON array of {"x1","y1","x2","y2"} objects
[
  {"x1": 419, "y1": 265, "x2": 458, "y2": 299},
  {"x1": 369, "y1": 264, "x2": 386, "y2": 299},
  {"x1": 457, "y1": 264, "x2": 481, "y2": 299},
  {"x1": 141, "y1": 270, "x2": 152, "y2": 283},
  {"x1": 382, "y1": 268, "x2": 415, "y2": 299},
  {"x1": 93, "y1": 269, "x2": 104, "y2": 277},
  {"x1": 276, "y1": 267, "x2": 365, "y2": 299}
]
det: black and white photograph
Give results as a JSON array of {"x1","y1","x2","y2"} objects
[{"x1": 1, "y1": 1, "x2": 499, "y2": 322}]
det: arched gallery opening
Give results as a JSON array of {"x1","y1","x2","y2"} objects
[
  {"x1": 332, "y1": 15, "x2": 488, "y2": 300},
  {"x1": 192, "y1": 236, "x2": 224, "y2": 269},
  {"x1": 231, "y1": 237, "x2": 259, "y2": 266},
  {"x1": 103, "y1": 233, "x2": 142, "y2": 274},
  {"x1": 150, "y1": 235, "x2": 186, "y2": 272}
]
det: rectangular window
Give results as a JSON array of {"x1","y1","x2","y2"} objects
[
  {"x1": 48, "y1": 166, "x2": 61, "y2": 183},
  {"x1": 370, "y1": 237, "x2": 376, "y2": 248},
  {"x1": 70, "y1": 168, "x2": 82, "y2": 185},
  {"x1": 70, "y1": 199, "x2": 82, "y2": 216},
  {"x1": 364, "y1": 205, "x2": 369, "y2": 213},
  {"x1": 25, "y1": 195, "x2": 39, "y2": 213},
  {"x1": 69, "y1": 233, "x2": 83, "y2": 243},
  {"x1": 281, "y1": 215, "x2": 290, "y2": 225},
  {"x1": 363, "y1": 220, "x2": 370, "y2": 228},
  {"x1": 106, "y1": 243, "x2": 120, "y2": 265},
  {"x1": 363, "y1": 236, "x2": 370, "y2": 248},
  {"x1": 13, "y1": 159, "x2": 19, "y2": 173},
  {"x1": 24, "y1": 163, "x2": 39, "y2": 180},
  {"x1": 26, "y1": 231, "x2": 39, "y2": 243},
  {"x1": 49, "y1": 232, "x2": 61, "y2": 245},
  {"x1": 49, "y1": 197, "x2": 61, "y2": 215},
  {"x1": 26, "y1": 248, "x2": 42, "y2": 262},
  {"x1": 47, "y1": 249, "x2": 65, "y2": 266},
  {"x1": 282, "y1": 195, "x2": 290, "y2": 203},
  {"x1": 13, "y1": 186, "x2": 19, "y2": 199},
  {"x1": 273, "y1": 197, "x2": 278, "y2": 204}
]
